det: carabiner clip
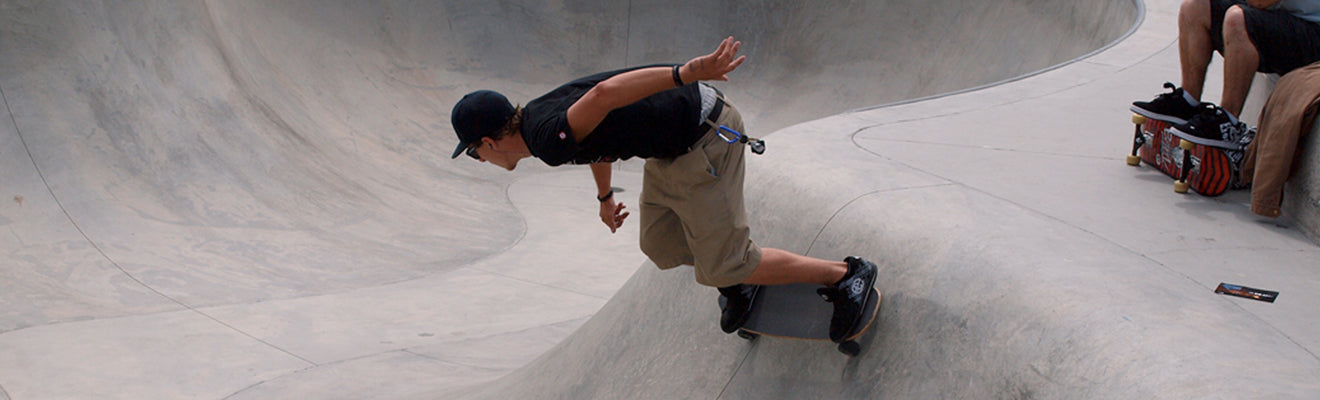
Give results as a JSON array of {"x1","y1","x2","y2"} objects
[
  {"x1": 716, "y1": 124, "x2": 766, "y2": 154},
  {"x1": 717, "y1": 125, "x2": 742, "y2": 144}
]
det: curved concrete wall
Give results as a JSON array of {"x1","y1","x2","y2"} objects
[
  {"x1": 7, "y1": 0, "x2": 1316, "y2": 398},
  {"x1": 464, "y1": 0, "x2": 1320, "y2": 398},
  {"x1": 209, "y1": 0, "x2": 1136, "y2": 134},
  {"x1": 0, "y1": 0, "x2": 524, "y2": 330}
]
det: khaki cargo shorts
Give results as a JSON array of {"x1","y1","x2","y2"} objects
[{"x1": 638, "y1": 102, "x2": 762, "y2": 288}]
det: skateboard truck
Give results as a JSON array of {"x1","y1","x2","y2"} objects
[{"x1": 716, "y1": 125, "x2": 766, "y2": 155}]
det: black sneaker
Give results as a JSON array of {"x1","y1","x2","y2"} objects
[
  {"x1": 1171, "y1": 103, "x2": 1249, "y2": 149},
  {"x1": 1131, "y1": 82, "x2": 1199, "y2": 125},
  {"x1": 717, "y1": 284, "x2": 760, "y2": 333},
  {"x1": 816, "y1": 257, "x2": 877, "y2": 343}
]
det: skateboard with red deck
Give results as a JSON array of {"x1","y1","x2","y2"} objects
[{"x1": 1126, "y1": 114, "x2": 1249, "y2": 196}]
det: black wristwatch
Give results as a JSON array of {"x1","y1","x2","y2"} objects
[{"x1": 597, "y1": 190, "x2": 614, "y2": 203}]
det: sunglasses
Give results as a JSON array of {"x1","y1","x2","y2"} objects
[{"x1": 464, "y1": 143, "x2": 481, "y2": 160}]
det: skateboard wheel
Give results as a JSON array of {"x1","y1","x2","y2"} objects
[
  {"x1": 1174, "y1": 181, "x2": 1190, "y2": 193},
  {"x1": 838, "y1": 341, "x2": 861, "y2": 357},
  {"x1": 1131, "y1": 114, "x2": 1146, "y2": 125},
  {"x1": 1126, "y1": 154, "x2": 1140, "y2": 166},
  {"x1": 737, "y1": 330, "x2": 759, "y2": 341},
  {"x1": 1179, "y1": 139, "x2": 1195, "y2": 150}
]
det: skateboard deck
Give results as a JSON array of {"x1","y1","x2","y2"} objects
[
  {"x1": 1126, "y1": 114, "x2": 1247, "y2": 196},
  {"x1": 725, "y1": 283, "x2": 881, "y2": 356}
]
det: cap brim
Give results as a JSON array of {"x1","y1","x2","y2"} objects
[{"x1": 450, "y1": 141, "x2": 468, "y2": 159}]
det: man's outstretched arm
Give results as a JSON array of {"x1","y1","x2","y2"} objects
[{"x1": 564, "y1": 37, "x2": 746, "y2": 142}]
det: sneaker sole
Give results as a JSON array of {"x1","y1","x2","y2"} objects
[
  {"x1": 1168, "y1": 127, "x2": 1241, "y2": 149},
  {"x1": 1129, "y1": 106, "x2": 1188, "y2": 125}
]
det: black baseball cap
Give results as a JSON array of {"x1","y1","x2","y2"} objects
[{"x1": 450, "y1": 90, "x2": 516, "y2": 159}]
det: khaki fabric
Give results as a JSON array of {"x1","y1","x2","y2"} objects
[
  {"x1": 638, "y1": 103, "x2": 761, "y2": 287},
  {"x1": 1242, "y1": 61, "x2": 1320, "y2": 217}
]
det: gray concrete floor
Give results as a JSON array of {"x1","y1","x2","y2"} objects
[{"x1": 2, "y1": 0, "x2": 1317, "y2": 398}]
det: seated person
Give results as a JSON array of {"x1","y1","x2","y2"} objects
[{"x1": 1132, "y1": 0, "x2": 1320, "y2": 147}]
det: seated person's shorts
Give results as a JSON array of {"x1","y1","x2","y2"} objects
[{"x1": 1210, "y1": 0, "x2": 1320, "y2": 75}]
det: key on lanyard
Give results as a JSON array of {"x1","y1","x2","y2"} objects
[{"x1": 716, "y1": 125, "x2": 766, "y2": 155}]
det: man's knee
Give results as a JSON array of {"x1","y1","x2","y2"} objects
[
  {"x1": 1214, "y1": 4, "x2": 1256, "y2": 54},
  {"x1": 1223, "y1": 5, "x2": 1250, "y2": 38},
  {"x1": 1180, "y1": 0, "x2": 1211, "y2": 26}
]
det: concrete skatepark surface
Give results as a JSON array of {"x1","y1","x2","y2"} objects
[{"x1": 2, "y1": 0, "x2": 1318, "y2": 399}]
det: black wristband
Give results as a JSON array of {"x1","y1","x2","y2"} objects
[
  {"x1": 672, "y1": 64, "x2": 685, "y2": 87},
  {"x1": 597, "y1": 190, "x2": 614, "y2": 203}
]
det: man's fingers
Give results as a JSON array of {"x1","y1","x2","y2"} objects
[
  {"x1": 721, "y1": 39, "x2": 739, "y2": 60},
  {"x1": 686, "y1": 37, "x2": 743, "y2": 82},
  {"x1": 611, "y1": 211, "x2": 630, "y2": 233},
  {"x1": 613, "y1": 205, "x2": 629, "y2": 227},
  {"x1": 603, "y1": 215, "x2": 618, "y2": 233},
  {"x1": 601, "y1": 203, "x2": 629, "y2": 233}
]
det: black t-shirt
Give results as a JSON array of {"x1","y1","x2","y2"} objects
[{"x1": 521, "y1": 65, "x2": 705, "y2": 166}]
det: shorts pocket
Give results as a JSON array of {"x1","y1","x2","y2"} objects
[{"x1": 673, "y1": 145, "x2": 719, "y2": 188}]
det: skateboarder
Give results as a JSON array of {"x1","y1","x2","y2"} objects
[
  {"x1": 449, "y1": 37, "x2": 876, "y2": 342},
  {"x1": 1131, "y1": 0, "x2": 1320, "y2": 146}
]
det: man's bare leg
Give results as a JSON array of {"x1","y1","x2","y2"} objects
[
  {"x1": 742, "y1": 247, "x2": 847, "y2": 286},
  {"x1": 1220, "y1": 5, "x2": 1260, "y2": 117},
  {"x1": 1179, "y1": 0, "x2": 1215, "y2": 101}
]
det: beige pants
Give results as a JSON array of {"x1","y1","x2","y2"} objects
[
  {"x1": 638, "y1": 103, "x2": 762, "y2": 287},
  {"x1": 1241, "y1": 61, "x2": 1320, "y2": 217}
]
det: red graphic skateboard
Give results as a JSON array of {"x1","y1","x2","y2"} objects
[{"x1": 1126, "y1": 114, "x2": 1248, "y2": 196}]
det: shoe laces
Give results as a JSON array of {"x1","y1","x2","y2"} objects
[
  {"x1": 1184, "y1": 103, "x2": 1222, "y2": 127},
  {"x1": 1153, "y1": 82, "x2": 1180, "y2": 100},
  {"x1": 1160, "y1": 81, "x2": 1177, "y2": 94}
]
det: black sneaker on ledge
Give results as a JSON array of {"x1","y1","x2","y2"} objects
[
  {"x1": 718, "y1": 284, "x2": 760, "y2": 333},
  {"x1": 1131, "y1": 82, "x2": 1200, "y2": 125},
  {"x1": 1171, "y1": 103, "x2": 1249, "y2": 149},
  {"x1": 817, "y1": 257, "x2": 877, "y2": 343}
]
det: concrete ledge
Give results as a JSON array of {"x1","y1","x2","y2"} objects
[
  {"x1": 1240, "y1": 73, "x2": 1320, "y2": 245},
  {"x1": 1286, "y1": 120, "x2": 1320, "y2": 242},
  {"x1": 1267, "y1": 68, "x2": 1320, "y2": 242}
]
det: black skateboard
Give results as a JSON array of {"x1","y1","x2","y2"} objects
[{"x1": 723, "y1": 284, "x2": 882, "y2": 356}]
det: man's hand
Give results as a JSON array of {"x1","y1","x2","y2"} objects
[
  {"x1": 599, "y1": 198, "x2": 630, "y2": 233},
  {"x1": 680, "y1": 36, "x2": 746, "y2": 83}
]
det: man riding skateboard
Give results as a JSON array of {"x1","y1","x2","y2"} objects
[{"x1": 449, "y1": 37, "x2": 877, "y2": 342}]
